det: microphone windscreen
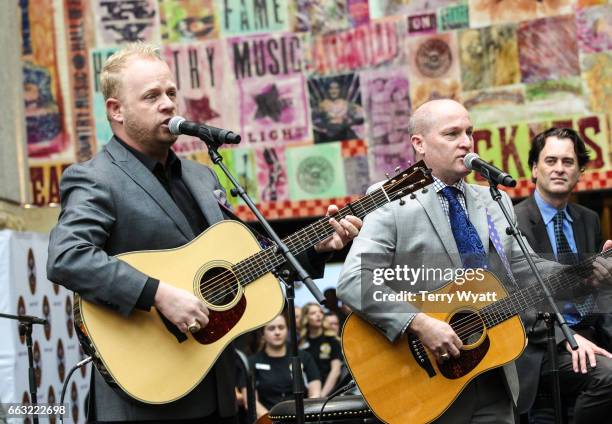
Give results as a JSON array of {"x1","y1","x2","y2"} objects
[
  {"x1": 463, "y1": 152, "x2": 479, "y2": 170},
  {"x1": 168, "y1": 116, "x2": 186, "y2": 135}
]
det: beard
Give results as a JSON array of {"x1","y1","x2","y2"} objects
[{"x1": 123, "y1": 111, "x2": 177, "y2": 150}]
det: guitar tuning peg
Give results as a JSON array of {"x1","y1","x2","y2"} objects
[
  {"x1": 399, "y1": 198, "x2": 406, "y2": 206},
  {"x1": 394, "y1": 166, "x2": 401, "y2": 173},
  {"x1": 407, "y1": 160, "x2": 413, "y2": 167},
  {"x1": 385, "y1": 172, "x2": 390, "y2": 179},
  {"x1": 421, "y1": 188, "x2": 428, "y2": 194},
  {"x1": 410, "y1": 193, "x2": 416, "y2": 199}
]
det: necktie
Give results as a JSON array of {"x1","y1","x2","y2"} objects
[
  {"x1": 440, "y1": 186, "x2": 487, "y2": 269},
  {"x1": 553, "y1": 210, "x2": 593, "y2": 325},
  {"x1": 553, "y1": 210, "x2": 577, "y2": 265}
]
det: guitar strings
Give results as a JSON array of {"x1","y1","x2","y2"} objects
[
  {"x1": 199, "y1": 185, "x2": 399, "y2": 305},
  {"x1": 424, "y1": 258, "x2": 605, "y2": 348},
  {"x1": 197, "y1": 173, "x2": 426, "y2": 305},
  {"x1": 409, "y1": 250, "x2": 612, "y2": 357}
]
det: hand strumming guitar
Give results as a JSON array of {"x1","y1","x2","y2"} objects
[
  {"x1": 154, "y1": 282, "x2": 209, "y2": 334},
  {"x1": 408, "y1": 313, "x2": 463, "y2": 362}
]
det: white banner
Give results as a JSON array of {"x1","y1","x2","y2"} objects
[{"x1": 0, "y1": 230, "x2": 90, "y2": 424}]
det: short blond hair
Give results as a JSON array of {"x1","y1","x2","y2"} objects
[{"x1": 101, "y1": 43, "x2": 162, "y2": 100}]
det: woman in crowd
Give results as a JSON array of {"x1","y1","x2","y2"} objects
[
  {"x1": 242, "y1": 313, "x2": 321, "y2": 418},
  {"x1": 299, "y1": 302, "x2": 343, "y2": 397}
]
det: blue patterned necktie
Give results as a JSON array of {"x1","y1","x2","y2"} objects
[
  {"x1": 440, "y1": 186, "x2": 487, "y2": 269},
  {"x1": 553, "y1": 209, "x2": 594, "y2": 326},
  {"x1": 553, "y1": 210, "x2": 577, "y2": 265}
]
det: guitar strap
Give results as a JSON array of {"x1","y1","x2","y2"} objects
[{"x1": 486, "y1": 209, "x2": 519, "y2": 291}]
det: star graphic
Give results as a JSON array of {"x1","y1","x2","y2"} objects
[
  {"x1": 254, "y1": 84, "x2": 291, "y2": 122},
  {"x1": 184, "y1": 95, "x2": 220, "y2": 123}
]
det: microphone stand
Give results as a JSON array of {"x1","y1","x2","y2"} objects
[
  {"x1": 0, "y1": 313, "x2": 47, "y2": 424},
  {"x1": 483, "y1": 175, "x2": 577, "y2": 424},
  {"x1": 204, "y1": 137, "x2": 326, "y2": 424}
]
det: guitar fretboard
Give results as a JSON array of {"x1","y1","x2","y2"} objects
[
  {"x1": 229, "y1": 168, "x2": 431, "y2": 287},
  {"x1": 480, "y1": 250, "x2": 612, "y2": 328},
  {"x1": 232, "y1": 186, "x2": 392, "y2": 285}
]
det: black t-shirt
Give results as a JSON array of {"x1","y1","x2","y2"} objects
[
  {"x1": 301, "y1": 334, "x2": 343, "y2": 382},
  {"x1": 240, "y1": 349, "x2": 321, "y2": 410}
]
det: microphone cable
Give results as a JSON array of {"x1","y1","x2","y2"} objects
[
  {"x1": 59, "y1": 356, "x2": 92, "y2": 424},
  {"x1": 317, "y1": 380, "x2": 357, "y2": 424}
]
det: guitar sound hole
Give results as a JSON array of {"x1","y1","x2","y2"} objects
[
  {"x1": 200, "y1": 266, "x2": 239, "y2": 307},
  {"x1": 449, "y1": 311, "x2": 484, "y2": 346}
]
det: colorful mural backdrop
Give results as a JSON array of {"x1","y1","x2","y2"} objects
[{"x1": 19, "y1": 0, "x2": 612, "y2": 218}]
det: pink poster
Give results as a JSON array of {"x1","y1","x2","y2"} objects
[
  {"x1": 163, "y1": 41, "x2": 239, "y2": 155},
  {"x1": 239, "y1": 74, "x2": 311, "y2": 144},
  {"x1": 92, "y1": 0, "x2": 161, "y2": 46},
  {"x1": 255, "y1": 146, "x2": 289, "y2": 202},
  {"x1": 362, "y1": 68, "x2": 411, "y2": 147}
]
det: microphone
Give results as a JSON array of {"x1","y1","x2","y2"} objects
[
  {"x1": 464, "y1": 153, "x2": 517, "y2": 187},
  {"x1": 168, "y1": 116, "x2": 241, "y2": 144}
]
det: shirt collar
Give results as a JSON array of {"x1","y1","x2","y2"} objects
[
  {"x1": 433, "y1": 177, "x2": 466, "y2": 196},
  {"x1": 115, "y1": 136, "x2": 181, "y2": 176},
  {"x1": 534, "y1": 189, "x2": 573, "y2": 224}
]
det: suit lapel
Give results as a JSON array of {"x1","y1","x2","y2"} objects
[
  {"x1": 465, "y1": 185, "x2": 490, "y2": 258},
  {"x1": 181, "y1": 160, "x2": 224, "y2": 226},
  {"x1": 106, "y1": 139, "x2": 194, "y2": 240},
  {"x1": 415, "y1": 187, "x2": 463, "y2": 268},
  {"x1": 526, "y1": 197, "x2": 553, "y2": 254}
]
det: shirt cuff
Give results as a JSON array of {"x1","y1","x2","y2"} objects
[
  {"x1": 400, "y1": 314, "x2": 417, "y2": 336},
  {"x1": 135, "y1": 277, "x2": 160, "y2": 311}
]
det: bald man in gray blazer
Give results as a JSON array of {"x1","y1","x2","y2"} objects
[{"x1": 337, "y1": 99, "x2": 562, "y2": 423}]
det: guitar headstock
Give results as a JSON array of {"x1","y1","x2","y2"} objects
[{"x1": 381, "y1": 160, "x2": 433, "y2": 203}]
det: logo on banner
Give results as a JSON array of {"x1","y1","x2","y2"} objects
[
  {"x1": 48, "y1": 385, "x2": 57, "y2": 424},
  {"x1": 71, "y1": 381, "x2": 79, "y2": 423},
  {"x1": 57, "y1": 338, "x2": 65, "y2": 382},
  {"x1": 22, "y1": 391, "x2": 32, "y2": 424},
  {"x1": 416, "y1": 39, "x2": 452, "y2": 78},
  {"x1": 18, "y1": 296, "x2": 27, "y2": 344},
  {"x1": 66, "y1": 296, "x2": 74, "y2": 338},
  {"x1": 43, "y1": 296, "x2": 52, "y2": 340},
  {"x1": 33, "y1": 341, "x2": 42, "y2": 387},
  {"x1": 297, "y1": 156, "x2": 335, "y2": 194},
  {"x1": 27, "y1": 248, "x2": 36, "y2": 294},
  {"x1": 79, "y1": 345, "x2": 87, "y2": 378}
]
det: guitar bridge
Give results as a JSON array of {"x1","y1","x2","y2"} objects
[{"x1": 408, "y1": 334, "x2": 436, "y2": 378}]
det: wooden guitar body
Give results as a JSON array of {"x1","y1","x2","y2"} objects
[
  {"x1": 342, "y1": 271, "x2": 527, "y2": 424},
  {"x1": 75, "y1": 220, "x2": 284, "y2": 404}
]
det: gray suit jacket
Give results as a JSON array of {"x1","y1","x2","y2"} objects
[
  {"x1": 337, "y1": 182, "x2": 561, "y2": 406},
  {"x1": 47, "y1": 138, "x2": 236, "y2": 421},
  {"x1": 514, "y1": 194, "x2": 610, "y2": 413}
]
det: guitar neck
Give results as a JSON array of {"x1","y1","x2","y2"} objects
[
  {"x1": 480, "y1": 250, "x2": 612, "y2": 328},
  {"x1": 233, "y1": 187, "x2": 393, "y2": 285}
]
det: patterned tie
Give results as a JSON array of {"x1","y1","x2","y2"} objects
[
  {"x1": 553, "y1": 210, "x2": 594, "y2": 325},
  {"x1": 440, "y1": 186, "x2": 487, "y2": 269},
  {"x1": 553, "y1": 210, "x2": 577, "y2": 265}
]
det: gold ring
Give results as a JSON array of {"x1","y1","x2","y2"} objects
[{"x1": 187, "y1": 321, "x2": 201, "y2": 333}]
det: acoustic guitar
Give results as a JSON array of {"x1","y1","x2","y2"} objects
[
  {"x1": 73, "y1": 162, "x2": 433, "y2": 404},
  {"x1": 342, "y1": 252, "x2": 611, "y2": 423}
]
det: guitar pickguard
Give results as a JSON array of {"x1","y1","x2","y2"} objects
[
  {"x1": 192, "y1": 295, "x2": 246, "y2": 344},
  {"x1": 438, "y1": 336, "x2": 490, "y2": 379}
]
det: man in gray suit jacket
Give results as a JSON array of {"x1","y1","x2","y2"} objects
[
  {"x1": 514, "y1": 127, "x2": 612, "y2": 423},
  {"x1": 337, "y1": 99, "x2": 612, "y2": 423},
  {"x1": 46, "y1": 43, "x2": 361, "y2": 423}
]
